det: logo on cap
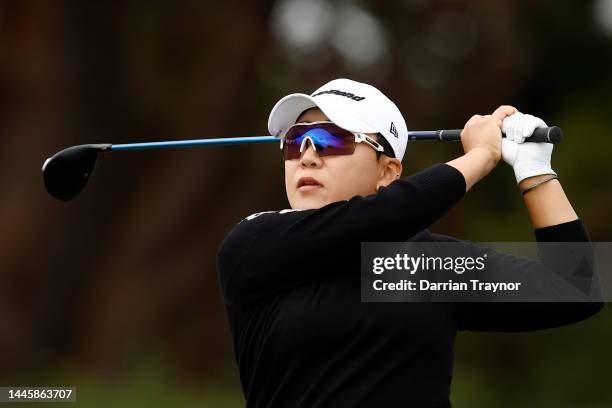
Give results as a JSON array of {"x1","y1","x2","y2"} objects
[
  {"x1": 312, "y1": 89, "x2": 365, "y2": 101},
  {"x1": 390, "y1": 122, "x2": 399, "y2": 138}
]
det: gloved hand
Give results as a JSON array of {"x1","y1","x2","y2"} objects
[{"x1": 501, "y1": 112, "x2": 557, "y2": 183}]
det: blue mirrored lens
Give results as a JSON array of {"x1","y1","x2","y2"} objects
[{"x1": 287, "y1": 127, "x2": 345, "y2": 149}]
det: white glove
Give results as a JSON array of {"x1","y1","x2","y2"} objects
[{"x1": 501, "y1": 112, "x2": 557, "y2": 183}]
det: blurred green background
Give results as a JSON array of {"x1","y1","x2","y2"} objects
[{"x1": 1, "y1": 0, "x2": 611, "y2": 406}]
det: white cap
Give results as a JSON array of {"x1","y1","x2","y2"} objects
[{"x1": 268, "y1": 78, "x2": 409, "y2": 161}]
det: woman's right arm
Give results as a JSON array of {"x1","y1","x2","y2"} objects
[{"x1": 217, "y1": 162, "x2": 467, "y2": 307}]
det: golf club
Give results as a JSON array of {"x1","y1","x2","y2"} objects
[{"x1": 42, "y1": 126, "x2": 563, "y2": 201}]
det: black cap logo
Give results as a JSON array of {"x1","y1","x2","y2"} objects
[
  {"x1": 390, "y1": 122, "x2": 399, "y2": 138},
  {"x1": 312, "y1": 89, "x2": 365, "y2": 101}
]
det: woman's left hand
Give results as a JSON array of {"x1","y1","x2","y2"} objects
[{"x1": 501, "y1": 112, "x2": 556, "y2": 183}]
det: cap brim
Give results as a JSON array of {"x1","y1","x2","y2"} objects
[
  {"x1": 268, "y1": 93, "x2": 378, "y2": 137},
  {"x1": 268, "y1": 93, "x2": 317, "y2": 136}
]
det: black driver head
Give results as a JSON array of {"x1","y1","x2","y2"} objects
[{"x1": 43, "y1": 144, "x2": 111, "y2": 200}]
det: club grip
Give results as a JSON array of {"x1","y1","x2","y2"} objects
[
  {"x1": 438, "y1": 126, "x2": 563, "y2": 144},
  {"x1": 528, "y1": 126, "x2": 564, "y2": 144}
]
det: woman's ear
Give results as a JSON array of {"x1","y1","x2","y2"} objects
[{"x1": 376, "y1": 157, "x2": 402, "y2": 192}]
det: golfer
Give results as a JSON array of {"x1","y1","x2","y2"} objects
[{"x1": 217, "y1": 78, "x2": 603, "y2": 407}]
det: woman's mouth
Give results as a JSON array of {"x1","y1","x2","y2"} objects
[{"x1": 297, "y1": 177, "x2": 323, "y2": 192}]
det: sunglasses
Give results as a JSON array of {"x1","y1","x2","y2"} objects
[{"x1": 279, "y1": 121, "x2": 386, "y2": 160}]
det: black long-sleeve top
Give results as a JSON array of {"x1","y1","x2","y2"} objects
[{"x1": 216, "y1": 163, "x2": 603, "y2": 407}]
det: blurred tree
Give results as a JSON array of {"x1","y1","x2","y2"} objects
[{"x1": 0, "y1": 0, "x2": 610, "y2": 406}]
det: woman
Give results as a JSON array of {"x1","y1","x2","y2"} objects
[{"x1": 217, "y1": 78, "x2": 602, "y2": 407}]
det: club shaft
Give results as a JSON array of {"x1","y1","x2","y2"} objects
[
  {"x1": 107, "y1": 126, "x2": 562, "y2": 151},
  {"x1": 110, "y1": 136, "x2": 279, "y2": 151},
  {"x1": 409, "y1": 127, "x2": 563, "y2": 144}
]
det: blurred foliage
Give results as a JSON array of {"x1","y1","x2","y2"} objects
[
  {"x1": 0, "y1": 0, "x2": 611, "y2": 406},
  {"x1": 6, "y1": 352, "x2": 243, "y2": 408}
]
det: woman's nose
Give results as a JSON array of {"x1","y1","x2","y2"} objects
[{"x1": 299, "y1": 139, "x2": 322, "y2": 167}]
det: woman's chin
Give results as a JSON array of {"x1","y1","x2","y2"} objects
[{"x1": 290, "y1": 194, "x2": 330, "y2": 210}]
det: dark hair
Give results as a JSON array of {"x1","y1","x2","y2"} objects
[{"x1": 374, "y1": 134, "x2": 395, "y2": 160}]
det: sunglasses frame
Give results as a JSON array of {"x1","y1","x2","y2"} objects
[{"x1": 279, "y1": 121, "x2": 385, "y2": 160}]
